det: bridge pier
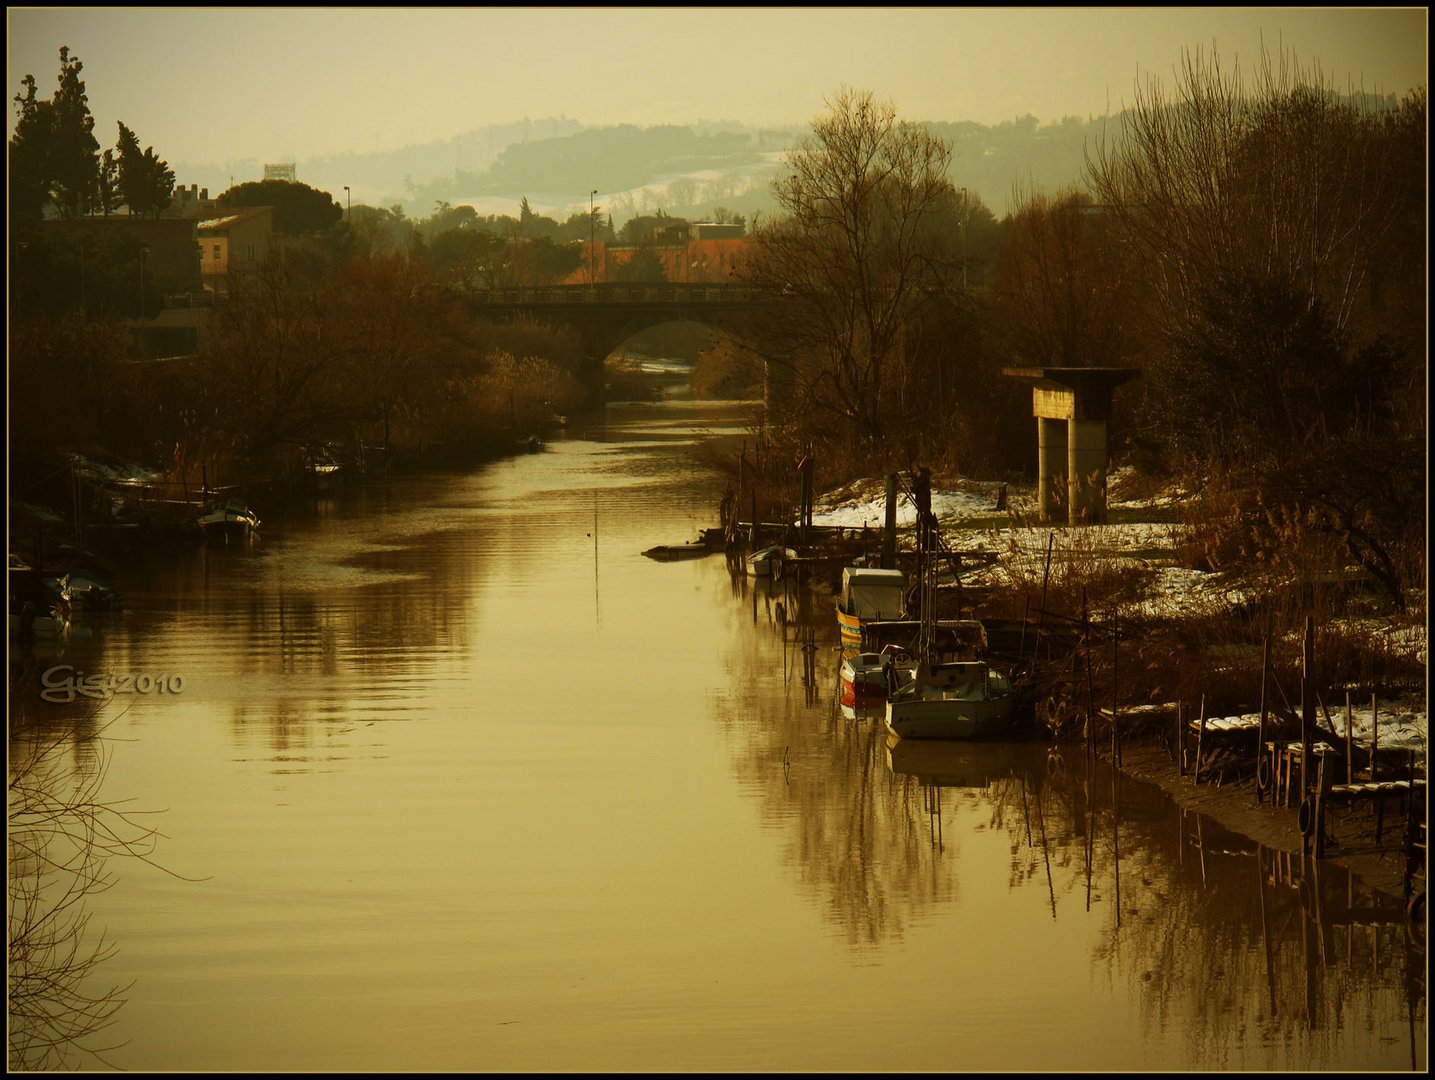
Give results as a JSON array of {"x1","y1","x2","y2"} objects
[{"x1": 1003, "y1": 367, "x2": 1141, "y2": 525}]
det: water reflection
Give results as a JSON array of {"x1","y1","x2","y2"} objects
[
  {"x1": 7, "y1": 707, "x2": 157, "y2": 1069},
  {"x1": 710, "y1": 574, "x2": 1423, "y2": 1068},
  {"x1": 9, "y1": 397, "x2": 1421, "y2": 1071}
]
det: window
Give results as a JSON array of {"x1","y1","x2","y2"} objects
[
  {"x1": 213, "y1": 244, "x2": 221, "y2": 260},
  {"x1": 247, "y1": 243, "x2": 255, "y2": 262}
]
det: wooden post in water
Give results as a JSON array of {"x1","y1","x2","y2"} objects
[
  {"x1": 1081, "y1": 589, "x2": 1093, "y2": 759},
  {"x1": 1370, "y1": 692, "x2": 1379, "y2": 781},
  {"x1": 1257, "y1": 620, "x2": 1270, "y2": 804},
  {"x1": 1345, "y1": 692, "x2": 1354, "y2": 785},
  {"x1": 1111, "y1": 611, "x2": 1120, "y2": 767},
  {"x1": 1193, "y1": 695, "x2": 1207, "y2": 785},
  {"x1": 1017, "y1": 595, "x2": 1030, "y2": 664},
  {"x1": 1313, "y1": 750, "x2": 1330, "y2": 858},
  {"x1": 1301, "y1": 616, "x2": 1315, "y2": 800},
  {"x1": 1036, "y1": 534, "x2": 1054, "y2": 652},
  {"x1": 1176, "y1": 701, "x2": 1185, "y2": 772}
]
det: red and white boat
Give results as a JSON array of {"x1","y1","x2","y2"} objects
[{"x1": 839, "y1": 643, "x2": 914, "y2": 712}]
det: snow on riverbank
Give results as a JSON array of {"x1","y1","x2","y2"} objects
[{"x1": 810, "y1": 474, "x2": 1428, "y2": 757}]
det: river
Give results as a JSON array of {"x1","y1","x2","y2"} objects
[{"x1": 7, "y1": 396, "x2": 1424, "y2": 1072}]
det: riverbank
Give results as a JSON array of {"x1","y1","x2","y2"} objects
[
  {"x1": 802, "y1": 471, "x2": 1427, "y2": 908},
  {"x1": 1112, "y1": 739, "x2": 1421, "y2": 905}
]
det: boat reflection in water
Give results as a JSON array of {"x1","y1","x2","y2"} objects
[{"x1": 886, "y1": 736, "x2": 1045, "y2": 788}]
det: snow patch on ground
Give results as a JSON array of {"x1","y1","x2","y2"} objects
[{"x1": 812, "y1": 475, "x2": 1427, "y2": 752}]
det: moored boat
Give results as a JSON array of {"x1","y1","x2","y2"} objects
[
  {"x1": 643, "y1": 541, "x2": 710, "y2": 560},
  {"x1": 839, "y1": 643, "x2": 914, "y2": 712},
  {"x1": 198, "y1": 499, "x2": 260, "y2": 540},
  {"x1": 835, "y1": 566, "x2": 906, "y2": 646},
  {"x1": 884, "y1": 659, "x2": 1016, "y2": 740},
  {"x1": 747, "y1": 545, "x2": 798, "y2": 578}
]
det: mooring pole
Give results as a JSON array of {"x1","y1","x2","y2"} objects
[
  {"x1": 1301, "y1": 616, "x2": 1315, "y2": 800},
  {"x1": 1257, "y1": 619, "x2": 1271, "y2": 804}
]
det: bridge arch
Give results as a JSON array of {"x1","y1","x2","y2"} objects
[{"x1": 463, "y1": 283, "x2": 769, "y2": 399}]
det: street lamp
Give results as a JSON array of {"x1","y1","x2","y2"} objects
[
  {"x1": 959, "y1": 187, "x2": 968, "y2": 291},
  {"x1": 138, "y1": 245, "x2": 149, "y2": 318},
  {"x1": 589, "y1": 189, "x2": 598, "y2": 286},
  {"x1": 343, "y1": 185, "x2": 351, "y2": 224}
]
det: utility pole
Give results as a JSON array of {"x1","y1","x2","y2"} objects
[
  {"x1": 960, "y1": 187, "x2": 968, "y2": 291},
  {"x1": 589, "y1": 189, "x2": 598, "y2": 286}
]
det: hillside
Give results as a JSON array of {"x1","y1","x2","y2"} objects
[{"x1": 170, "y1": 112, "x2": 1109, "y2": 226}]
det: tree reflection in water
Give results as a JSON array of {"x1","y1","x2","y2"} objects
[
  {"x1": 718, "y1": 589, "x2": 1425, "y2": 1069},
  {"x1": 7, "y1": 701, "x2": 180, "y2": 1070}
]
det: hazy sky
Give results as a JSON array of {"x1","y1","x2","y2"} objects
[{"x1": 6, "y1": 6, "x2": 1428, "y2": 167}]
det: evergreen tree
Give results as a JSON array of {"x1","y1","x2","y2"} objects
[
  {"x1": 219, "y1": 179, "x2": 341, "y2": 234},
  {"x1": 8, "y1": 47, "x2": 102, "y2": 223},
  {"x1": 8, "y1": 74, "x2": 53, "y2": 228},
  {"x1": 96, "y1": 148, "x2": 120, "y2": 216},
  {"x1": 116, "y1": 121, "x2": 175, "y2": 217},
  {"x1": 46, "y1": 47, "x2": 101, "y2": 219}
]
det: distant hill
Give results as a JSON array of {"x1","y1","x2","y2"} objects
[{"x1": 172, "y1": 112, "x2": 1129, "y2": 226}]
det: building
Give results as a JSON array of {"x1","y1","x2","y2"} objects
[
  {"x1": 166, "y1": 183, "x2": 218, "y2": 218},
  {"x1": 562, "y1": 224, "x2": 755, "y2": 286},
  {"x1": 197, "y1": 205, "x2": 275, "y2": 297}
]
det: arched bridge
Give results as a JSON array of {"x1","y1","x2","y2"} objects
[{"x1": 463, "y1": 283, "x2": 770, "y2": 391}]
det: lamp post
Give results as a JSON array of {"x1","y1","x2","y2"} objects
[
  {"x1": 959, "y1": 187, "x2": 968, "y2": 291},
  {"x1": 343, "y1": 185, "x2": 351, "y2": 224},
  {"x1": 138, "y1": 245, "x2": 149, "y2": 318},
  {"x1": 589, "y1": 189, "x2": 598, "y2": 286}
]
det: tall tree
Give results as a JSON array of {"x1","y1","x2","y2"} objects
[
  {"x1": 747, "y1": 87, "x2": 963, "y2": 462},
  {"x1": 9, "y1": 75, "x2": 54, "y2": 229},
  {"x1": 96, "y1": 147, "x2": 120, "y2": 216},
  {"x1": 992, "y1": 188, "x2": 1140, "y2": 369},
  {"x1": 45, "y1": 46, "x2": 101, "y2": 219},
  {"x1": 115, "y1": 121, "x2": 175, "y2": 217}
]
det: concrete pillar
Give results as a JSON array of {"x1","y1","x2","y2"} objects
[
  {"x1": 1037, "y1": 417, "x2": 1068, "y2": 523},
  {"x1": 1067, "y1": 418, "x2": 1108, "y2": 524}
]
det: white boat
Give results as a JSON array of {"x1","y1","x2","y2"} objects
[
  {"x1": 835, "y1": 567, "x2": 906, "y2": 645},
  {"x1": 839, "y1": 643, "x2": 914, "y2": 712},
  {"x1": 884, "y1": 659, "x2": 1016, "y2": 740},
  {"x1": 747, "y1": 545, "x2": 798, "y2": 578},
  {"x1": 198, "y1": 499, "x2": 260, "y2": 540},
  {"x1": 882, "y1": 554, "x2": 1015, "y2": 740}
]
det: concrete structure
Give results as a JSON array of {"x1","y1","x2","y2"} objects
[
  {"x1": 466, "y1": 282, "x2": 765, "y2": 398},
  {"x1": 1003, "y1": 367, "x2": 1141, "y2": 525}
]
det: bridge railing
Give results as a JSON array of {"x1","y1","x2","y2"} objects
[{"x1": 467, "y1": 283, "x2": 765, "y2": 305}]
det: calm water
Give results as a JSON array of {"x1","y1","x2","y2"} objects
[{"x1": 8, "y1": 398, "x2": 1425, "y2": 1072}]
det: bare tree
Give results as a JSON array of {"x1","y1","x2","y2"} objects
[
  {"x1": 7, "y1": 706, "x2": 190, "y2": 1069},
  {"x1": 747, "y1": 87, "x2": 963, "y2": 465},
  {"x1": 992, "y1": 186, "x2": 1142, "y2": 369},
  {"x1": 1087, "y1": 44, "x2": 1410, "y2": 340}
]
